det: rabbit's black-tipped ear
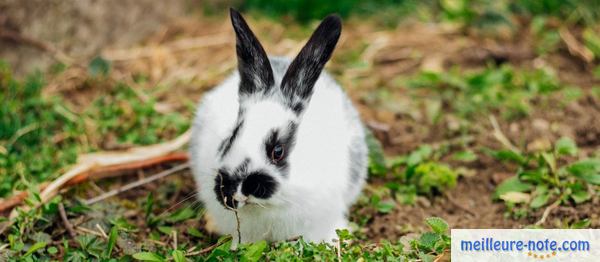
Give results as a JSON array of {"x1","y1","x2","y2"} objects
[
  {"x1": 230, "y1": 8, "x2": 274, "y2": 96},
  {"x1": 281, "y1": 14, "x2": 342, "y2": 113}
]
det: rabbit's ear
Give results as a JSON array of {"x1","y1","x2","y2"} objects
[
  {"x1": 280, "y1": 15, "x2": 341, "y2": 113},
  {"x1": 230, "y1": 8, "x2": 274, "y2": 96}
]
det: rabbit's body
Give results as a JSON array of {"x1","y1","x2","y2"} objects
[{"x1": 190, "y1": 10, "x2": 367, "y2": 244}]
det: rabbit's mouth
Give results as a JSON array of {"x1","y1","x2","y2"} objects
[{"x1": 214, "y1": 168, "x2": 279, "y2": 209}]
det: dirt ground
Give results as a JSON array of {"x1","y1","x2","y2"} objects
[{"x1": 6, "y1": 10, "x2": 600, "y2": 243}]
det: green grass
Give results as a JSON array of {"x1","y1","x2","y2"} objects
[
  {"x1": 3, "y1": 0, "x2": 600, "y2": 259},
  {"x1": 204, "y1": 0, "x2": 600, "y2": 28},
  {"x1": 0, "y1": 61, "x2": 189, "y2": 198},
  {"x1": 491, "y1": 138, "x2": 600, "y2": 219},
  {"x1": 406, "y1": 65, "x2": 563, "y2": 120}
]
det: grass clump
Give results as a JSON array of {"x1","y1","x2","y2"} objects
[
  {"x1": 0, "y1": 61, "x2": 188, "y2": 197},
  {"x1": 408, "y1": 65, "x2": 562, "y2": 120},
  {"x1": 0, "y1": 62, "x2": 80, "y2": 197},
  {"x1": 386, "y1": 145, "x2": 459, "y2": 205},
  {"x1": 492, "y1": 137, "x2": 600, "y2": 218},
  {"x1": 368, "y1": 140, "x2": 459, "y2": 206}
]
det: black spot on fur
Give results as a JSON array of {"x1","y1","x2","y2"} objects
[
  {"x1": 264, "y1": 122, "x2": 297, "y2": 175},
  {"x1": 214, "y1": 169, "x2": 242, "y2": 209},
  {"x1": 219, "y1": 120, "x2": 244, "y2": 158},
  {"x1": 241, "y1": 171, "x2": 278, "y2": 199},
  {"x1": 291, "y1": 103, "x2": 304, "y2": 115},
  {"x1": 230, "y1": 9, "x2": 274, "y2": 96},
  {"x1": 280, "y1": 14, "x2": 341, "y2": 111}
]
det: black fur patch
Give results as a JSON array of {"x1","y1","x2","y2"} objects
[
  {"x1": 230, "y1": 9, "x2": 274, "y2": 96},
  {"x1": 214, "y1": 169, "x2": 242, "y2": 209},
  {"x1": 241, "y1": 171, "x2": 278, "y2": 199},
  {"x1": 280, "y1": 15, "x2": 341, "y2": 111},
  {"x1": 264, "y1": 122, "x2": 297, "y2": 174},
  {"x1": 218, "y1": 120, "x2": 244, "y2": 158},
  {"x1": 291, "y1": 103, "x2": 304, "y2": 115}
]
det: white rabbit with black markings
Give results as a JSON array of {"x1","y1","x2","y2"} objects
[{"x1": 190, "y1": 8, "x2": 367, "y2": 245}]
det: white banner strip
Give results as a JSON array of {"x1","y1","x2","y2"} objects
[{"x1": 451, "y1": 229, "x2": 600, "y2": 262}]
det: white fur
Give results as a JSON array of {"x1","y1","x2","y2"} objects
[{"x1": 190, "y1": 57, "x2": 367, "y2": 244}]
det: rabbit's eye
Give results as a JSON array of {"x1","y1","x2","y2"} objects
[{"x1": 271, "y1": 144, "x2": 285, "y2": 163}]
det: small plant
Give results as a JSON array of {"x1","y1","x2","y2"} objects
[
  {"x1": 389, "y1": 146, "x2": 458, "y2": 203},
  {"x1": 409, "y1": 217, "x2": 451, "y2": 261},
  {"x1": 407, "y1": 65, "x2": 562, "y2": 120},
  {"x1": 492, "y1": 137, "x2": 600, "y2": 217},
  {"x1": 368, "y1": 143, "x2": 459, "y2": 205}
]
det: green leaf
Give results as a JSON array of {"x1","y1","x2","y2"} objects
[
  {"x1": 583, "y1": 28, "x2": 600, "y2": 58},
  {"x1": 23, "y1": 241, "x2": 46, "y2": 257},
  {"x1": 407, "y1": 145, "x2": 433, "y2": 167},
  {"x1": 187, "y1": 228, "x2": 203, "y2": 238},
  {"x1": 529, "y1": 186, "x2": 550, "y2": 209},
  {"x1": 166, "y1": 207, "x2": 196, "y2": 223},
  {"x1": 158, "y1": 226, "x2": 174, "y2": 235},
  {"x1": 366, "y1": 130, "x2": 387, "y2": 177},
  {"x1": 413, "y1": 162, "x2": 458, "y2": 194},
  {"x1": 241, "y1": 240, "x2": 267, "y2": 262},
  {"x1": 567, "y1": 159, "x2": 600, "y2": 185},
  {"x1": 144, "y1": 193, "x2": 154, "y2": 221},
  {"x1": 569, "y1": 182, "x2": 591, "y2": 204},
  {"x1": 376, "y1": 201, "x2": 396, "y2": 214},
  {"x1": 570, "y1": 219, "x2": 591, "y2": 229},
  {"x1": 452, "y1": 150, "x2": 478, "y2": 162},
  {"x1": 425, "y1": 217, "x2": 449, "y2": 234},
  {"x1": 418, "y1": 232, "x2": 439, "y2": 251},
  {"x1": 571, "y1": 190, "x2": 591, "y2": 204},
  {"x1": 555, "y1": 137, "x2": 578, "y2": 156},
  {"x1": 494, "y1": 176, "x2": 533, "y2": 199},
  {"x1": 88, "y1": 56, "x2": 111, "y2": 77},
  {"x1": 171, "y1": 250, "x2": 186, "y2": 262},
  {"x1": 47, "y1": 246, "x2": 58, "y2": 255},
  {"x1": 104, "y1": 226, "x2": 118, "y2": 258},
  {"x1": 133, "y1": 252, "x2": 166, "y2": 262},
  {"x1": 490, "y1": 150, "x2": 527, "y2": 165}
]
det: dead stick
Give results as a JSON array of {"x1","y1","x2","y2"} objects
[
  {"x1": 559, "y1": 27, "x2": 594, "y2": 63},
  {"x1": 83, "y1": 163, "x2": 190, "y2": 205},
  {"x1": 489, "y1": 115, "x2": 520, "y2": 153},
  {"x1": 535, "y1": 197, "x2": 562, "y2": 226},
  {"x1": 66, "y1": 152, "x2": 189, "y2": 186},
  {"x1": 0, "y1": 153, "x2": 188, "y2": 213},
  {"x1": 0, "y1": 182, "x2": 48, "y2": 212},
  {"x1": 186, "y1": 236, "x2": 232, "y2": 256},
  {"x1": 58, "y1": 203, "x2": 77, "y2": 238}
]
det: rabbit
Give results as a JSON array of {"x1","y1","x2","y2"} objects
[{"x1": 189, "y1": 8, "x2": 368, "y2": 246}]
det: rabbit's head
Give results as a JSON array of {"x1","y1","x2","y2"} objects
[{"x1": 213, "y1": 9, "x2": 341, "y2": 209}]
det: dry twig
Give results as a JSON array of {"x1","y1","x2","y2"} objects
[
  {"x1": 76, "y1": 226, "x2": 105, "y2": 238},
  {"x1": 0, "y1": 130, "x2": 191, "y2": 235},
  {"x1": 102, "y1": 33, "x2": 231, "y2": 61},
  {"x1": 559, "y1": 27, "x2": 594, "y2": 63},
  {"x1": 186, "y1": 236, "x2": 233, "y2": 256},
  {"x1": 58, "y1": 203, "x2": 77, "y2": 238},
  {"x1": 489, "y1": 115, "x2": 520, "y2": 153},
  {"x1": 535, "y1": 197, "x2": 562, "y2": 226},
  {"x1": 84, "y1": 163, "x2": 190, "y2": 205}
]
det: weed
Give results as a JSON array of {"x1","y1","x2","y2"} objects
[
  {"x1": 368, "y1": 143, "x2": 459, "y2": 206},
  {"x1": 492, "y1": 137, "x2": 600, "y2": 218},
  {"x1": 407, "y1": 65, "x2": 562, "y2": 120},
  {"x1": 0, "y1": 61, "x2": 188, "y2": 198}
]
